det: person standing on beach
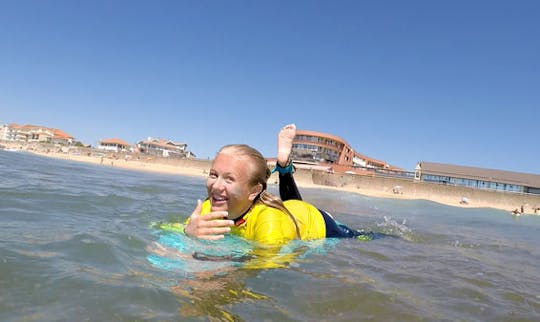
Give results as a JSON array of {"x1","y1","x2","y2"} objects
[{"x1": 182, "y1": 124, "x2": 373, "y2": 245}]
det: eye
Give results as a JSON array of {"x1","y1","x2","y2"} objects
[{"x1": 208, "y1": 171, "x2": 218, "y2": 179}]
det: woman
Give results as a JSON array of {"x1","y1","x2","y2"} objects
[{"x1": 183, "y1": 124, "x2": 373, "y2": 245}]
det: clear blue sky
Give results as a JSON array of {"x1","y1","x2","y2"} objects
[{"x1": 1, "y1": 1, "x2": 539, "y2": 174}]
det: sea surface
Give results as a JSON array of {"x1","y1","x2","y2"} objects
[{"x1": 1, "y1": 150, "x2": 540, "y2": 322}]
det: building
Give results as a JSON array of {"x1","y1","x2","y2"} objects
[
  {"x1": 51, "y1": 128, "x2": 75, "y2": 145},
  {"x1": 0, "y1": 123, "x2": 74, "y2": 145},
  {"x1": 136, "y1": 137, "x2": 194, "y2": 158},
  {"x1": 291, "y1": 129, "x2": 394, "y2": 172},
  {"x1": 415, "y1": 161, "x2": 540, "y2": 195},
  {"x1": 98, "y1": 138, "x2": 132, "y2": 152}
]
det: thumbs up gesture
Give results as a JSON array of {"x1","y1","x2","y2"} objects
[{"x1": 184, "y1": 200, "x2": 234, "y2": 240}]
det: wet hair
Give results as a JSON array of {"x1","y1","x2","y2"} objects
[
  {"x1": 218, "y1": 144, "x2": 271, "y2": 191},
  {"x1": 217, "y1": 144, "x2": 301, "y2": 238}
]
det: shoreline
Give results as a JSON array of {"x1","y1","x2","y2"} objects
[{"x1": 5, "y1": 143, "x2": 539, "y2": 215}]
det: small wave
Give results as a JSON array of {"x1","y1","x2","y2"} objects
[{"x1": 376, "y1": 216, "x2": 413, "y2": 239}]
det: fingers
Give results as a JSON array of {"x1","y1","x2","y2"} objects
[
  {"x1": 202, "y1": 211, "x2": 230, "y2": 221},
  {"x1": 185, "y1": 200, "x2": 234, "y2": 239},
  {"x1": 192, "y1": 199, "x2": 203, "y2": 216},
  {"x1": 193, "y1": 220, "x2": 233, "y2": 236}
]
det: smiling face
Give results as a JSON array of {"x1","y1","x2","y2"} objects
[{"x1": 206, "y1": 149, "x2": 262, "y2": 219}]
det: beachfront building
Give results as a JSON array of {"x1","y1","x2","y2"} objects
[
  {"x1": 97, "y1": 138, "x2": 131, "y2": 153},
  {"x1": 1, "y1": 124, "x2": 27, "y2": 141},
  {"x1": 0, "y1": 123, "x2": 74, "y2": 145},
  {"x1": 415, "y1": 161, "x2": 540, "y2": 195},
  {"x1": 50, "y1": 129, "x2": 75, "y2": 145},
  {"x1": 291, "y1": 129, "x2": 395, "y2": 173},
  {"x1": 136, "y1": 137, "x2": 194, "y2": 158}
]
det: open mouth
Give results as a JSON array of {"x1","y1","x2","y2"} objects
[{"x1": 210, "y1": 195, "x2": 228, "y2": 207}]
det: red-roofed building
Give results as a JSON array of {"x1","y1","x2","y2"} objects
[
  {"x1": 136, "y1": 137, "x2": 194, "y2": 158},
  {"x1": 51, "y1": 128, "x2": 75, "y2": 145},
  {"x1": 0, "y1": 123, "x2": 74, "y2": 145},
  {"x1": 291, "y1": 129, "x2": 400, "y2": 173},
  {"x1": 98, "y1": 138, "x2": 132, "y2": 152}
]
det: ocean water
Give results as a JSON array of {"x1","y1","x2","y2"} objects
[{"x1": 1, "y1": 150, "x2": 540, "y2": 322}]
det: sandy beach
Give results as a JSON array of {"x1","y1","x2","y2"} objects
[{"x1": 5, "y1": 142, "x2": 539, "y2": 215}]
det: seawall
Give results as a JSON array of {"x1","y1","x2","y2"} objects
[{"x1": 310, "y1": 171, "x2": 540, "y2": 214}]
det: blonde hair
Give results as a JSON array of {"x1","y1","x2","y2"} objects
[{"x1": 218, "y1": 144, "x2": 301, "y2": 238}]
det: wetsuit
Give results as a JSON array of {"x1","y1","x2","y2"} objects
[
  {"x1": 199, "y1": 197, "x2": 326, "y2": 245},
  {"x1": 193, "y1": 167, "x2": 373, "y2": 246}
]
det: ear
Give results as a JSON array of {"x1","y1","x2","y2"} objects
[{"x1": 248, "y1": 183, "x2": 263, "y2": 201}]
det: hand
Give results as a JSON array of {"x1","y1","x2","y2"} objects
[{"x1": 184, "y1": 200, "x2": 234, "y2": 240}]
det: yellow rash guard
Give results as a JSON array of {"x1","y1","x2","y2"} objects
[{"x1": 199, "y1": 199, "x2": 326, "y2": 246}]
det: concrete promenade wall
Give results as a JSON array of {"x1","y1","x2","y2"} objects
[
  {"x1": 143, "y1": 156, "x2": 212, "y2": 173},
  {"x1": 310, "y1": 171, "x2": 540, "y2": 214},
  {"x1": 119, "y1": 154, "x2": 540, "y2": 214}
]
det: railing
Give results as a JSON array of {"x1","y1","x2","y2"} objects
[{"x1": 372, "y1": 169, "x2": 416, "y2": 179}]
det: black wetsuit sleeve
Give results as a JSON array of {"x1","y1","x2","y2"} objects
[{"x1": 279, "y1": 172, "x2": 303, "y2": 201}]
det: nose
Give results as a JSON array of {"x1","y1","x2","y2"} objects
[{"x1": 211, "y1": 176, "x2": 226, "y2": 191}]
